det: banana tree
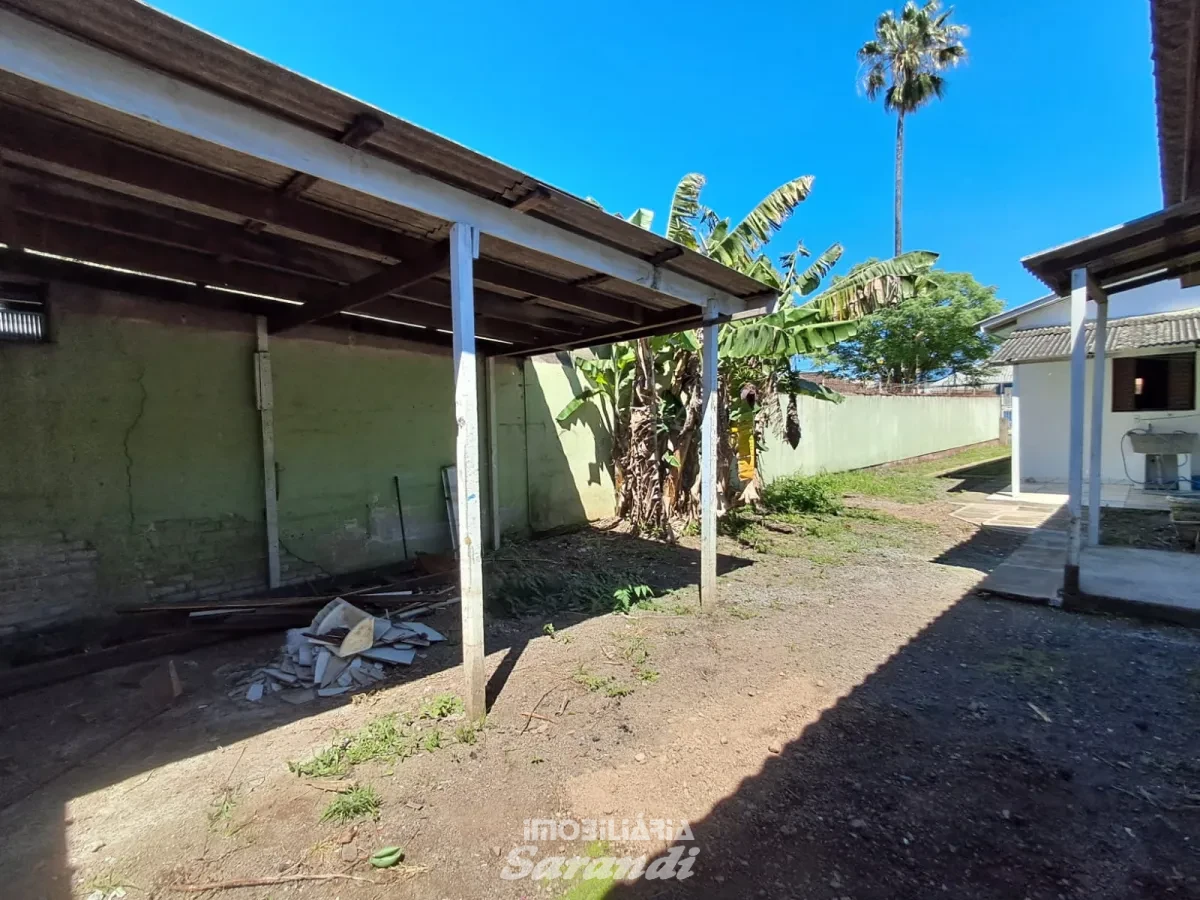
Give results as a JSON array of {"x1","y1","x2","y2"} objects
[{"x1": 557, "y1": 172, "x2": 937, "y2": 529}]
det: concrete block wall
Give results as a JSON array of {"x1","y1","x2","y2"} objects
[{"x1": 0, "y1": 533, "x2": 99, "y2": 635}]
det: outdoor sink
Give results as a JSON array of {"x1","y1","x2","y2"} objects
[{"x1": 1129, "y1": 432, "x2": 1197, "y2": 454}]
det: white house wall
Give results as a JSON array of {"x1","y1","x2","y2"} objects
[
  {"x1": 1015, "y1": 350, "x2": 1200, "y2": 487},
  {"x1": 1016, "y1": 280, "x2": 1200, "y2": 330}
]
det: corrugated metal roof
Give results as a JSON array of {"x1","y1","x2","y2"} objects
[
  {"x1": 991, "y1": 309, "x2": 1200, "y2": 364},
  {"x1": 0, "y1": 0, "x2": 773, "y2": 302}
]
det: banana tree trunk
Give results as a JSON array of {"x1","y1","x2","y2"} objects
[{"x1": 625, "y1": 338, "x2": 666, "y2": 534}]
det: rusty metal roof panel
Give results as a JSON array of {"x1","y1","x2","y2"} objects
[{"x1": 991, "y1": 308, "x2": 1200, "y2": 364}]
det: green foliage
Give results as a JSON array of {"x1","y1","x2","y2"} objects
[
  {"x1": 612, "y1": 584, "x2": 655, "y2": 614},
  {"x1": 420, "y1": 693, "x2": 464, "y2": 720},
  {"x1": 454, "y1": 722, "x2": 479, "y2": 744},
  {"x1": 859, "y1": 1, "x2": 968, "y2": 117},
  {"x1": 817, "y1": 269, "x2": 1003, "y2": 383},
  {"x1": 572, "y1": 666, "x2": 635, "y2": 698},
  {"x1": 289, "y1": 744, "x2": 350, "y2": 778},
  {"x1": 422, "y1": 730, "x2": 443, "y2": 752},
  {"x1": 320, "y1": 785, "x2": 381, "y2": 824},
  {"x1": 762, "y1": 475, "x2": 844, "y2": 515}
]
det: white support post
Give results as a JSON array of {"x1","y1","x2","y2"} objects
[
  {"x1": 1065, "y1": 268, "x2": 1090, "y2": 600},
  {"x1": 1010, "y1": 367, "x2": 1022, "y2": 497},
  {"x1": 450, "y1": 222, "x2": 486, "y2": 721},
  {"x1": 486, "y1": 356, "x2": 501, "y2": 551},
  {"x1": 1087, "y1": 299, "x2": 1108, "y2": 546},
  {"x1": 254, "y1": 316, "x2": 281, "y2": 589},
  {"x1": 699, "y1": 310, "x2": 720, "y2": 608}
]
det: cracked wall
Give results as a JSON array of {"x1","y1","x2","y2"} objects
[{"x1": 0, "y1": 284, "x2": 625, "y2": 636}]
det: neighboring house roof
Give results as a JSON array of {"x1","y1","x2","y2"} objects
[
  {"x1": 978, "y1": 295, "x2": 1060, "y2": 333},
  {"x1": 990, "y1": 308, "x2": 1200, "y2": 364},
  {"x1": 927, "y1": 366, "x2": 1013, "y2": 389}
]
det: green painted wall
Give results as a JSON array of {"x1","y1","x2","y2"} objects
[
  {"x1": 757, "y1": 393, "x2": 1002, "y2": 482},
  {"x1": 0, "y1": 286, "x2": 616, "y2": 633}
]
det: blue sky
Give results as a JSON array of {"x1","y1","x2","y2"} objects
[{"x1": 152, "y1": 0, "x2": 1160, "y2": 310}]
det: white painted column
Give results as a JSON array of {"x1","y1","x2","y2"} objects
[
  {"x1": 254, "y1": 316, "x2": 281, "y2": 588},
  {"x1": 486, "y1": 357, "x2": 501, "y2": 551},
  {"x1": 450, "y1": 222, "x2": 486, "y2": 720},
  {"x1": 1009, "y1": 367, "x2": 1021, "y2": 497},
  {"x1": 1087, "y1": 299, "x2": 1108, "y2": 546},
  {"x1": 1064, "y1": 268, "x2": 1090, "y2": 600},
  {"x1": 699, "y1": 311, "x2": 719, "y2": 608}
]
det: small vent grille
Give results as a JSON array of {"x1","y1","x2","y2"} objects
[{"x1": 0, "y1": 284, "x2": 47, "y2": 343}]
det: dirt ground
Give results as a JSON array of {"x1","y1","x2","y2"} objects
[{"x1": 2, "y1": 464, "x2": 1199, "y2": 900}]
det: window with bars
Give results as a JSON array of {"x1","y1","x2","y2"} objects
[
  {"x1": 0, "y1": 283, "x2": 48, "y2": 343},
  {"x1": 1111, "y1": 353, "x2": 1196, "y2": 412}
]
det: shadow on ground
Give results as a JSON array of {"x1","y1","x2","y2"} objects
[
  {"x1": 0, "y1": 528, "x2": 750, "y2": 899},
  {"x1": 604, "y1": 588, "x2": 1200, "y2": 900}
]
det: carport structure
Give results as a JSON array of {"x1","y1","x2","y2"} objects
[{"x1": 0, "y1": 0, "x2": 776, "y2": 717}]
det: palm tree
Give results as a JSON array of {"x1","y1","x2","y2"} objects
[{"x1": 859, "y1": 1, "x2": 967, "y2": 255}]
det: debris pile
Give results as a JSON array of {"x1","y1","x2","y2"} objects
[{"x1": 243, "y1": 597, "x2": 447, "y2": 704}]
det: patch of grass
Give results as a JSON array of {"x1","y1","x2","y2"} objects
[
  {"x1": 486, "y1": 551, "x2": 658, "y2": 618},
  {"x1": 422, "y1": 730, "x2": 443, "y2": 752},
  {"x1": 636, "y1": 667, "x2": 660, "y2": 683},
  {"x1": 728, "y1": 604, "x2": 758, "y2": 620},
  {"x1": 454, "y1": 722, "x2": 478, "y2": 744},
  {"x1": 543, "y1": 622, "x2": 556, "y2": 638},
  {"x1": 901, "y1": 443, "x2": 1011, "y2": 477},
  {"x1": 558, "y1": 841, "x2": 618, "y2": 900},
  {"x1": 420, "y1": 692, "x2": 464, "y2": 720},
  {"x1": 346, "y1": 714, "x2": 420, "y2": 765},
  {"x1": 289, "y1": 744, "x2": 349, "y2": 778},
  {"x1": 572, "y1": 666, "x2": 634, "y2": 698},
  {"x1": 320, "y1": 784, "x2": 381, "y2": 824},
  {"x1": 762, "y1": 474, "x2": 844, "y2": 515}
]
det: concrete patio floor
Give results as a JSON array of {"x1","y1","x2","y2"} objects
[
  {"x1": 987, "y1": 481, "x2": 1185, "y2": 511},
  {"x1": 968, "y1": 501, "x2": 1200, "y2": 626}
]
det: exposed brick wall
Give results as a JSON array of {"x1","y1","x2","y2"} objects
[{"x1": 0, "y1": 533, "x2": 100, "y2": 635}]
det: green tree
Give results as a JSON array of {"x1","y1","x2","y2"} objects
[
  {"x1": 817, "y1": 269, "x2": 1002, "y2": 384},
  {"x1": 858, "y1": 1, "x2": 968, "y2": 255},
  {"x1": 558, "y1": 173, "x2": 938, "y2": 530}
]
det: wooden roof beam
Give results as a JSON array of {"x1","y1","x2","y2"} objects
[
  {"x1": 268, "y1": 240, "x2": 449, "y2": 333},
  {"x1": 0, "y1": 104, "x2": 422, "y2": 263},
  {"x1": 472, "y1": 258, "x2": 646, "y2": 324}
]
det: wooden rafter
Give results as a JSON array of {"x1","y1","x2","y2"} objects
[
  {"x1": 473, "y1": 258, "x2": 646, "y2": 324},
  {"x1": 0, "y1": 104, "x2": 417, "y2": 262},
  {"x1": 267, "y1": 241, "x2": 450, "y2": 333}
]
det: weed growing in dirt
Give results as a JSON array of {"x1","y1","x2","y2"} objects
[
  {"x1": 486, "y1": 549, "x2": 659, "y2": 617},
  {"x1": 454, "y1": 722, "x2": 478, "y2": 744},
  {"x1": 83, "y1": 870, "x2": 131, "y2": 896},
  {"x1": 320, "y1": 785, "x2": 381, "y2": 824},
  {"x1": 420, "y1": 692, "x2": 464, "y2": 719},
  {"x1": 207, "y1": 787, "x2": 238, "y2": 831},
  {"x1": 289, "y1": 744, "x2": 349, "y2": 778},
  {"x1": 728, "y1": 604, "x2": 759, "y2": 620},
  {"x1": 763, "y1": 475, "x2": 844, "y2": 515},
  {"x1": 612, "y1": 584, "x2": 655, "y2": 613},
  {"x1": 542, "y1": 623, "x2": 556, "y2": 638},
  {"x1": 346, "y1": 714, "x2": 419, "y2": 765},
  {"x1": 572, "y1": 666, "x2": 634, "y2": 698},
  {"x1": 290, "y1": 706, "x2": 459, "y2": 777}
]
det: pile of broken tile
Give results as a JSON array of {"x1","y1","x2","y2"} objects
[{"x1": 242, "y1": 596, "x2": 445, "y2": 704}]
